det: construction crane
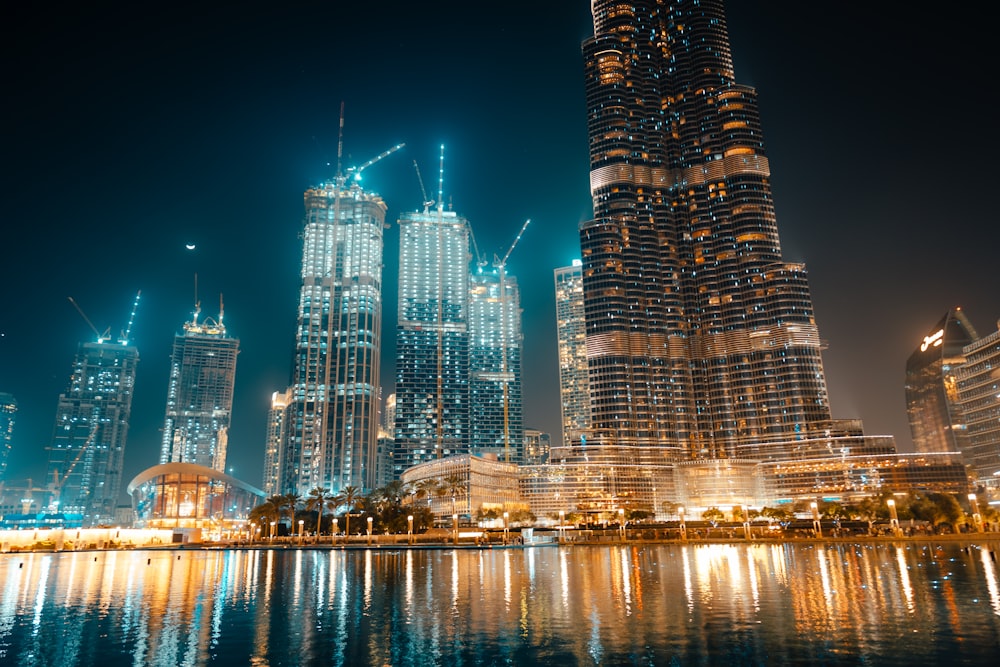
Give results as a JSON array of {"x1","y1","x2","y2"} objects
[
  {"x1": 413, "y1": 160, "x2": 436, "y2": 212},
  {"x1": 345, "y1": 143, "x2": 405, "y2": 184},
  {"x1": 67, "y1": 290, "x2": 141, "y2": 345},
  {"x1": 494, "y1": 219, "x2": 531, "y2": 463}
]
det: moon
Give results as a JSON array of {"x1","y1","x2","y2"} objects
[{"x1": 185, "y1": 243, "x2": 196, "y2": 250}]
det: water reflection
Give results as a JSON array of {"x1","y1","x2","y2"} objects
[{"x1": 0, "y1": 542, "x2": 998, "y2": 665}]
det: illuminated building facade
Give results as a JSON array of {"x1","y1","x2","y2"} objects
[
  {"x1": 160, "y1": 303, "x2": 239, "y2": 472},
  {"x1": 128, "y1": 462, "x2": 264, "y2": 532},
  {"x1": 45, "y1": 338, "x2": 139, "y2": 526},
  {"x1": 394, "y1": 208, "x2": 472, "y2": 476},
  {"x1": 399, "y1": 454, "x2": 524, "y2": 522},
  {"x1": 469, "y1": 271, "x2": 524, "y2": 463},
  {"x1": 580, "y1": 0, "x2": 830, "y2": 455},
  {"x1": 523, "y1": 428, "x2": 551, "y2": 465},
  {"x1": 956, "y1": 320, "x2": 1000, "y2": 490},
  {"x1": 262, "y1": 389, "x2": 290, "y2": 496},
  {"x1": 905, "y1": 308, "x2": 978, "y2": 454},
  {"x1": 554, "y1": 261, "x2": 589, "y2": 446},
  {"x1": 273, "y1": 179, "x2": 387, "y2": 496},
  {"x1": 0, "y1": 393, "x2": 15, "y2": 483}
]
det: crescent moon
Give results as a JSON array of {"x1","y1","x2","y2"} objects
[{"x1": 185, "y1": 244, "x2": 196, "y2": 250}]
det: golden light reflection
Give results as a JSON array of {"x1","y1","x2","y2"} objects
[
  {"x1": 895, "y1": 545, "x2": 914, "y2": 613},
  {"x1": 981, "y1": 548, "x2": 1000, "y2": 616}
]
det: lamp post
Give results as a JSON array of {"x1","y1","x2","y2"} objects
[
  {"x1": 968, "y1": 493, "x2": 983, "y2": 533},
  {"x1": 367, "y1": 516, "x2": 373, "y2": 546},
  {"x1": 810, "y1": 502, "x2": 822, "y2": 538},
  {"x1": 558, "y1": 510, "x2": 565, "y2": 543},
  {"x1": 679, "y1": 506, "x2": 687, "y2": 541},
  {"x1": 618, "y1": 507, "x2": 626, "y2": 541},
  {"x1": 453, "y1": 514, "x2": 460, "y2": 545},
  {"x1": 270, "y1": 521, "x2": 276, "y2": 543},
  {"x1": 408, "y1": 515, "x2": 414, "y2": 545},
  {"x1": 503, "y1": 511, "x2": 509, "y2": 545},
  {"x1": 887, "y1": 498, "x2": 901, "y2": 537},
  {"x1": 333, "y1": 518, "x2": 339, "y2": 546},
  {"x1": 250, "y1": 522, "x2": 256, "y2": 545},
  {"x1": 298, "y1": 520, "x2": 304, "y2": 545}
]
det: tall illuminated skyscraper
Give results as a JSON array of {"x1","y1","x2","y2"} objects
[
  {"x1": 46, "y1": 335, "x2": 139, "y2": 526},
  {"x1": 393, "y1": 207, "x2": 471, "y2": 475},
  {"x1": 0, "y1": 393, "x2": 16, "y2": 483},
  {"x1": 272, "y1": 169, "x2": 390, "y2": 496},
  {"x1": 905, "y1": 308, "x2": 978, "y2": 454},
  {"x1": 160, "y1": 301, "x2": 239, "y2": 471},
  {"x1": 957, "y1": 320, "x2": 1000, "y2": 489},
  {"x1": 554, "y1": 261, "x2": 589, "y2": 446},
  {"x1": 580, "y1": 0, "x2": 830, "y2": 456},
  {"x1": 469, "y1": 270, "x2": 523, "y2": 463}
]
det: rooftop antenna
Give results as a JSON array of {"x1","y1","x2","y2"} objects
[
  {"x1": 192, "y1": 273, "x2": 201, "y2": 326},
  {"x1": 335, "y1": 101, "x2": 345, "y2": 182},
  {"x1": 437, "y1": 144, "x2": 445, "y2": 213},
  {"x1": 120, "y1": 290, "x2": 141, "y2": 345},
  {"x1": 218, "y1": 293, "x2": 225, "y2": 326}
]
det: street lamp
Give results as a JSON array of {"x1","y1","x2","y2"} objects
[
  {"x1": 678, "y1": 506, "x2": 687, "y2": 541},
  {"x1": 503, "y1": 511, "x2": 509, "y2": 544},
  {"x1": 618, "y1": 508, "x2": 626, "y2": 541},
  {"x1": 558, "y1": 510, "x2": 565, "y2": 543},
  {"x1": 408, "y1": 515, "x2": 414, "y2": 545},
  {"x1": 270, "y1": 521, "x2": 276, "y2": 543},
  {"x1": 298, "y1": 520, "x2": 304, "y2": 545},
  {"x1": 453, "y1": 513, "x2": 460, "y2": 545},
  {"x1": 250, "y1": 522, "x2": 256, "y2": 544},
  {"x1": 887, "y1": 498, "x2": 901, "y2": 537},
  {"x1": 968, "y1": 493, "x2": 983, "y2": 532},
  {"x1": 810, "y1": 502, "x2": 822, "y2": 538},
  {"x1": 333, "y1": 518, "x2": 339, "y2": 546},
  {"x1": 367, "y1": 516, "x2": 373, "y2": 546}
]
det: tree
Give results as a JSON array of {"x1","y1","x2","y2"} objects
[
  {"x1": 334, "y1": 485, "x2": 362, "y2": 536},
  {"x1": 305, "y1": 487, "x2": 335, "y2": 535},
  {"x1": 441, "y1": 474, "x2": 467, "y2": 516},
  {"x1": 248, "y1": 500, "x2": 278, "y2": 536},
  {"x1": 701, "y1": 507, "x2": 725, "y2": 524},
  {"x1": 759, "y1": 506, "x2": 793, "y2": 525},
  {"x1": 413, "y1": 477, "x2": 440, "y2": 506}
]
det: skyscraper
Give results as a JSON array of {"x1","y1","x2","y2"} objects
[
  {"x1": 905, "y1": 308, "x2": 978, "y2": 454},
  {"x1": 469, "y1": 270, "x2": 524, "y2": 463},
  {"x1": 46, "y1": 336, "x2": 139, "y2": 526},
  {"x1": 273, "y1": 171, "x2": 390, "y2": 496},
  {"x1": 579, "y1": 0, "x2": 830, "y2": 456},
  {"x1": 393, "y1": 207, "x2": 471, "y2": 475},
  {"x1": 957, "y1": 319, "x2": 1000, "y2": 490},
  {"x1": 160, "y1": 301, "x2": 239, "y2": 471},
  {"x1": 554, "y1": 261, "x2": 589, "y2": 446},
  {"x1": 0, "y1": 393, "x2": 16, "y2": 483}
]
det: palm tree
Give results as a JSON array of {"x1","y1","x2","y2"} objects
[
  {"x1": 306, "y1": 487, "x2": 334, "y2": 535},
  {"x1": 413, "y1": 478, "x2": 440, "y2": 507},
  {"x1": 248, "y1": 500, "x2": 278, "y2": 539},
  {"x1": 334, "y1": 485, "x2": 362, "y2": 538},
  {"x1": 441, "y1": 474, "x2": 466, "y2": 516}
]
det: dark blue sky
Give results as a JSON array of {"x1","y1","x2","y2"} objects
[{"x1": 3, "y1": 2, "x2": 996, "y2": 493}]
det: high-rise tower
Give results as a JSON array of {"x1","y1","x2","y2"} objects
[
  {"x1": 554, "y1": 261, "x2": 589, "y2": 446},
  {"x1": 905, "y1": 308, "x2": 978, "y2": 454},
  {"x1": 580, "y1": 0, "x2": 830, "y2": 456},
  {"x1": 272, "y1": 140, "x2": 398, "y2": 496},
  {"x1": 160, "y1": 299, "x2": 239, "y2": 471},
  {"x1": 46, "y1": 336, "x2": 139, "y2": 525},
  {"x1": 0, "y1": 393, "x2": 16, "y2": 483},
  {"x1": 469, "y1": 270, "x2": 524, "y2": 463},
  {"x1": 393, "y1": 207, "x2": 471, "y2": 475}
]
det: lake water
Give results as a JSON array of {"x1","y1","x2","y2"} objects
[{"x1": 2, "y1": 541, "x2": 999, "y2": 666}]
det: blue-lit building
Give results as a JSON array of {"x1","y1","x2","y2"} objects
[{"x1": 0, "y1": 393, "x2": 16, "y2": 483}]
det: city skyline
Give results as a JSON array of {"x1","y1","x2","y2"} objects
[{"x1": 3, "y1": 2, "x2": 997, "y2": 493}]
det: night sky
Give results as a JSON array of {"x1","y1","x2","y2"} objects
[{"x1": 3, "y1": 2, "x2": 996, "y2": 496}]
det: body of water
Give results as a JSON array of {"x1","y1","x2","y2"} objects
[{"x1": 2, "y1": 541, "x2": 999, "y2": 665}]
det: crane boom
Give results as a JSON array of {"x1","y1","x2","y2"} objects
[
  {"x1": 347, "y1": 143, "x2": 405, "y2": 181},
  {"x1": 498, "y1": 219, "x2": 531, "y2": 267}
]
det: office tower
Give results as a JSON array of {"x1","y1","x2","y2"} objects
[
  {"x1": 522, "y1": 428, "x2": 551, "y2": 465},
  {"x1": 262, "y1": 389, "x2": 290, "y2": 496},
  {"x1": 0, "y1": 393, "x2": 16, "y2": 482},
  {"x1": 469, "y1": 270, "x2": 524, "y2": 463},
  {"x1": 906, "y1": 308, "x2": 978, "y2": 454},
  {"x1": 580, "y1": 0, "x2": 830, "y2": 455},
  {"x1": 554, "y1": 261, "x2": 589, "y2": 446},
  {"x1": 46, "y1": 337, "x2": 139, "y2": 526},
  {"x1": 957, "y1": 320, "x2": 1000, "y2": 490},
  {"x1": 393, "y1": 208, "x2": 471, "y2": 475},
  {"x1": 276, "y1": 176, "x2": 388, "y2": 496},
  {"x1": 160, "y1": 301, "x2": 239, "y2": 471},
  {"x1": 383, "y1": 393, "x2": 396, "y2": 437}
]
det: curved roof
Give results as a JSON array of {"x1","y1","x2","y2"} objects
[{"x1": 126, "y1": 462, "x2": 265, "y2": 498}]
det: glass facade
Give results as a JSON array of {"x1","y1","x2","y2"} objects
[
  {"x1": 399, "y1": 454, "x2": 523, "y2": 521},
  {"x1": 957, "y1": 322, "x2": 1000, "y2": 490},
  {"x1": 128, "y1": 462, "x2": 264, "y2": 531},
  {"x1": 905, "y1": 308, "x2": 978, "y2": 454},
  {"x1": 554, "y1": 262, "x2": 589, "y2": 447},
  {"x1": 46, "y1": 339, "x2": 139, "y2": 527},
  {"x1": 273, "y1": 181, "x2": 387, "y2": 495},
  {"x1": 394, "y1": 209, "x2": 471, "y2": 475},
  {"x1": 0, "y1": 393, "x2": 15, "y2": 483},
  {"x1": 580, "y1": 0, "x2": 829, "y2": 454},
  {"x1": 160, "y1": 308, "x2": 239, "y2": 472}
]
